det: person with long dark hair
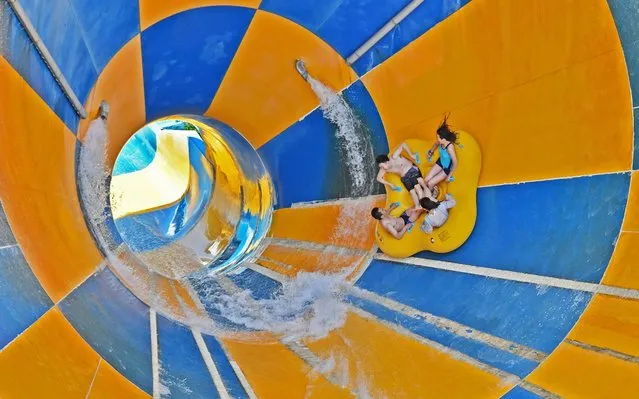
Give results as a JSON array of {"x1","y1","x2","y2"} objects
[
  {"x1": 424, "y1": 116, "x2": 459, "y2": 196},
  {"x1": 414, "y1": 184, "x2": 456, "y2": 233}
]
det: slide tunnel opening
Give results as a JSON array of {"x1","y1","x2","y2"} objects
[
  {"x1": 1, "y1": 0, "x2": 638, "y2": 398},
  {"x1": 109, "y1": 116, "x2": 274, "y2": 280}
]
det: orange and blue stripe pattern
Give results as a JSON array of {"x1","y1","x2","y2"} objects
[{"x1": 1, "y1": 0, "x2": 639, "y2": 398}]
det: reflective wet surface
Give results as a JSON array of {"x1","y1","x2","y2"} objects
[{"x1": 111, "y1": 116, "x2": 274, "y2": 279}]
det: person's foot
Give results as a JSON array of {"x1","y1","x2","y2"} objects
[{"x1": 420, "y1": 222, "x2": 433, "y2": 234}]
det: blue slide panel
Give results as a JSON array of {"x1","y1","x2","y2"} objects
[
  {"x1": 202, "y1": 334, "x2": 249, "y2": 399},
  {"x1": 348, "y1": 294, "x2": 539, "y2": 378},
  {"x1": 228, "y1": 268, "x2": 282, "y2": 300},
  {"x1": 501, "y1": 386, "x2": 544, "y2": 399},
  {"x1": 157, "y1": 315, "x2": 220, "y2": 399},
  {"x1": 67, "y1": 0, "x2": 140, "y2": 71},
  {"x1": 0, "y1": 246, "x2": 53, "y2": 350},
  {"x1": 353, "y1": 0, "x2": 471, "y2": 74},
  {"x1": 141, "y1": 7, "x2": 255, "y2": 121},
  {"x1": 356, "y1": 259, "x2": 591, "y2": 353},
  {"x1": 59, "y1": 267, "x2": 153, "y2": 394},
  {"x1": 416, "y1": 173, "x2": 629, "y2": 282},
  {"x1": 0, "y1": 1, "x2": 79, "y2": 131},
  {"x1": 17, "y1": 0, "x2": 97, "y2": 104},
  {"x1": 259, "y1": 81, "x2": 388, "y2": 208},
  {"x1": 259, "y1": 0, "x2": 410, "y2": 58}
]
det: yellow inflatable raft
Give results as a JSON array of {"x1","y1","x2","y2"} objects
[{"x1": 375, "y1": 132, "x2": 481, "y2": 258}]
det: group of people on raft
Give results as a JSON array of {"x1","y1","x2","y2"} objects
[{"x1": 371, "y1": 117, "x2": 458, "y2": 239}]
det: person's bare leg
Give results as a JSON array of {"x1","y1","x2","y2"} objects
[
  {"x1": 412, "y1": 184, "x2": 425, "y2": 209},
  {"x1": 410, "y1": 188, "x2": 420, "y2": 209},
  {"x1": 408, "y1": 207, "x2": 425, "y2": 222},
  {"x1": 427, "y1": 171, "x2": 448, "y2": 190},
  {"x1": 423, "y1": 164, "x2": 443, "y2": 195},
  {"x1": 432, "y1": 185, "x2": 439, "y2": 198},
  {"x1": 423, "y1": 164, "x2": 443, "y2": 184},
  {"x1": 417, "y1": 177, "x2": 426, "y2": 189},
  {"x1": 421, "y1": 184, "x2": 433, "y2": 199},
  {"x1": 419, "y1": 177, "x2": 429, "y2": 191}
]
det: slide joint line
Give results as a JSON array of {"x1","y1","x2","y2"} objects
[
  {"x1": 346, "y1": 0, "x2": 425, "y2": 64},
  {"x1": 6, "y1": 0, "x2": 88, "y2": 118}
]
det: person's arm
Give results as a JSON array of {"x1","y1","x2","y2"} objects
[
  {"x1": 393, "y1": 142, "x2": 418, "y2": 164},
  {"x1": 447, "y1": 146, "x2": 458, "y2": 180},
  {"x1": 376, "y1": 168, "x2": 391, "y2": 186},
  {"x1": 427, "y1": 141, "x2": 439, "y2": 160},
  {"x1": 377, "y1": 169, "x2": 401, "y2": 191},
  {"x1": 384, "y1": 220, "x2": 410, "y2": 239},
  {"x1": 388, "y1": 202, "x2": 400, "y2": 212}
]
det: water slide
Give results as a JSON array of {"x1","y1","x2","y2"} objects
[{"x1": 1, "y1": 0, "x2": 638, "y2": 398}]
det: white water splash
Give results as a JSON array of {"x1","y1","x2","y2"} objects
[
  {"x1": 75, "y1": 116, "x2": 350, "y2": 341},
  {"x1": 77, "y1": 115, "x2": 367, "y2": 354},
  {"x1": 159, "y1": 366, "x2": 193, "y2": 399},
  {"x1": 330, "y1": 196, "x2": 380, "y2": 246},
  {"x1": 317, "y1": 352, "x2": 351, "y2": 388},
  {"x1": 307, "y1": 77, "x2": 374, "y2": 197},
  {"x1": 204, "y1": 271, "x2": 349, "y2": 342},
  {"x1": 73, "y1": 113, "x2": 380, "y2": 397},
  {"x1": 79, "y1": 118, "x2": 111, "y2": 226},
  {"x1": 158, "y1": 383, "x2": 171, "y2": 397}
]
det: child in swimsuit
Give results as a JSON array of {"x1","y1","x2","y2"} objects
[
  {"x1": 409, "y1": 183, "x2": 455, "y2": 233},
  {"x1": 424, "y1": 117, "x2": 458, "y2": 196},
  {"x1": 371, "y1": 203, "x2": 424, "y2": 239},
  {"x1": 419, "y1": 194, "x2": 456, "y2": 233}
]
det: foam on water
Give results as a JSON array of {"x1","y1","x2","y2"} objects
[
  {"x1": 77, "y1": 116, "x2": 355, "y2": 342},
  {"x1": 75, "y1": 93, "x2": 378, "y2": 396},
  {"x1": 331, "y1": 196, "x2": 380, "y2": 246},
  {"x1": 79, "y1": 118, "x2": 111, "y2": 226},
  {"x1": 190, "y1": 78, "x2": 378, "y2": 340},
  {"x1": 307, "y1": 77, "x2": 375, "y2": 198},
  {"x1": 75, "y1": 81, "x2": 378, "y2": 395},
  {"x1": 199, "y1": 270, "x2": 350, "y2": 342}
]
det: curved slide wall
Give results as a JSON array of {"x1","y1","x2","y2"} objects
[{"x1": 1, "y1": 0, "x2": 639, "y2": 398}]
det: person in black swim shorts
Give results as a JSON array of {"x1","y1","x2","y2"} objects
[
  {"x1": 370, "y1": 202, "x2": 425, "y2": 239},
  {"x1": 376, "y1": 142, "x2": 424, "y2": 207}
]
